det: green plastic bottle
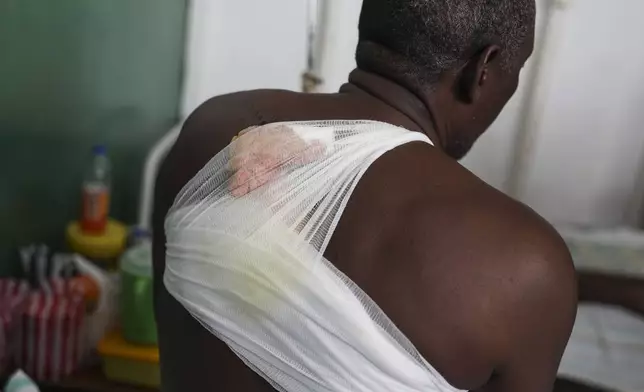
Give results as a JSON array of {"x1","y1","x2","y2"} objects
[{"x1": 120, "y1": 239, "x2": 157, "y2": 345}]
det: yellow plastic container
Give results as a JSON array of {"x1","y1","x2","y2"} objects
[
  {"x1": 98, "y1": 332, "x2": 160, "y2": 388},
  {"x1": 67, "y1": 220, "x2": 127, "y2": 268}
]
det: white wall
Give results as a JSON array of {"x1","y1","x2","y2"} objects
[
  {"x1": 518, "y1": 0, "x2": 644, "y2": 226},
  {"x1": 180, "y1": 0, "x2": 644, "y2": 227},
  {"x1": 314, "y1": 0, "x2": 362, "y2": 93},
  {"x1": 181, "y1": 0, "x2": 307, "y2": 116},
  {"x1": 181, "y1": 0, "x2": 361, "y2": 114}
]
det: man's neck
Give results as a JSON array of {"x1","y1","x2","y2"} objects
[{"x1": 339, "y1": 68, "x2": 446, "y2": 149}]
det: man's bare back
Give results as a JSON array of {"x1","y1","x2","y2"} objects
[{"x1": 153, "y1": 69, "x2": 576, "y2": 391}]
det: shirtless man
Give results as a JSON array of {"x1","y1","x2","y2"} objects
[{"x1": 152, "y1": 1, "x2": 578, "y2": 391}]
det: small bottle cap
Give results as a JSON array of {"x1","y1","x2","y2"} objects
[
  {"x1": 132, "y1": 227, "x2": 151, "y2": 239},
  {"x1": 93, "y1": 145, "x2": 107, "y2": 156}
]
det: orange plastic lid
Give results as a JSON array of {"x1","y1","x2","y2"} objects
[{"x1": 98, "y1": 331, "x2": 159, "y2": 363}]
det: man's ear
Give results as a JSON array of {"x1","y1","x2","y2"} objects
[{"x1": 456, "y1": 45, "x2": 501, "y2": 104}]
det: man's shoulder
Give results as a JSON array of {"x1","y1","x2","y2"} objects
[
  {"x1": 181, "y1": 89, "x2": 301, "y2": 139},
  {"x1": 366, "y1": 143, "x2": 573, "y2": 284},
  {"x1": 156, "y1": 90, "x2": 302, "y2": 202},
  {"x1": 166, "y1": 89, "x2": 319, "y2": 176},
  {"x1": 413, "y1": 171, "x2": 575, "y2": 299},
  {"x1": 411, "y1": 157, "x2": 572, "y2": 272},
  {"x1": 397, "y1": 166, "x2": 577, "y2": 386}
]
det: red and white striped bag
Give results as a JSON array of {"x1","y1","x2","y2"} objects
[
  {"x1": 15, "y1": 279, "x2": 85, "y2": 382},
  {"x1": 0, "y1": 280, "x2": 30, "y2": 376}
]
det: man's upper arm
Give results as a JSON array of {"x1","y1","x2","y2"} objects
[
  {"x1": 151, "y1": 98, "x2": 271, "y2": 391},
  {"x1": 479, "y1": 223, "x2": 578, "y2": 392}
]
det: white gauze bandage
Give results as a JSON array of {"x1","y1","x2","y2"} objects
[{"x1": 164, "y1": 120, "x2": 464, "y2": 392}]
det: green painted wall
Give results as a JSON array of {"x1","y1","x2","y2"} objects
[{"x1": 0, "y1": 0, "x2": 187, "y2": 275}]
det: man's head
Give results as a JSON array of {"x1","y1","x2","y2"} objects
[{"x1": 356, "y1": 0, "x2": 536, "y2": 159}]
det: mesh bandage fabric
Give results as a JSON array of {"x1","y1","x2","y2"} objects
[{"x1": 164, "y1": 120, "x2": 464, "y2": 392}]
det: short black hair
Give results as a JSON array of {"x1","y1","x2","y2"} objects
[{"x1": 356, "y1": 0, "x2": 536, "y2": 86}]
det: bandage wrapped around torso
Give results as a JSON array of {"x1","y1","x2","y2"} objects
[{"x1": 164, "y1": 120, "x2": 464, "y2": 392}]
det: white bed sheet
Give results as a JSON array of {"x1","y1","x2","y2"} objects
[{"x1": 558, "y1": 227, "x2": 644, "y2": 391}]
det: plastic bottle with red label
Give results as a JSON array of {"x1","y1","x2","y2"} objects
[{"x1": 81, "y1": 145, "x2": 111, "y2": 234}]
